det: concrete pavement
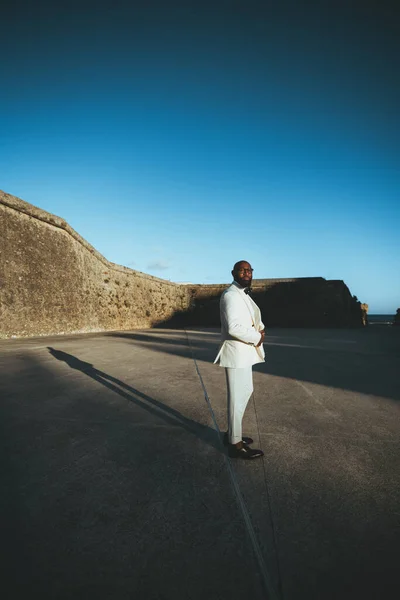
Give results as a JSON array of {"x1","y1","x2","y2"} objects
[{"x1": 1, "y1": 327, "x2": 399, "y2": 600}]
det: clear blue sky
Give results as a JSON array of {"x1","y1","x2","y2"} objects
[{"x1": 1, "y1": 1, "x2": 399, "y2": 313}]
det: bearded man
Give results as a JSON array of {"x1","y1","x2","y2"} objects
[{"x1": 214, "y1": 260, "x2": 265, "y2": 459}]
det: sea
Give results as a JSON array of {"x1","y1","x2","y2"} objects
[{"x1": 368, "y1": 314, "x2": 396, "y2": 326}]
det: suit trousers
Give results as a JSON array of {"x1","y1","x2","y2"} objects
[{"x1": 225, "y1": 366, "x2": 254, "y2": 444}]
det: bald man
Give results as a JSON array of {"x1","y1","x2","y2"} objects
[{"x1": 214, "y1": 260, "x2": 265, "y2": 459}]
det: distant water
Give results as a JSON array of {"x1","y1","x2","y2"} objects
[{"x1": 368, "y1": 314, "x2": 395, "y2": 325}]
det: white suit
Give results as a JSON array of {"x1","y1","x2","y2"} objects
[{"x1": 214, "y1": 282, "x2": 265, "y2": 444}]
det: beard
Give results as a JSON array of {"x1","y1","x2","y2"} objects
[{"x1": 238, "y1": 277, "x2": 252, "y2": 287}]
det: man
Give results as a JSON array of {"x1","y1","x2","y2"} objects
[{"x1": 214, "y1": 260, "x2": 265, "y2": 459}]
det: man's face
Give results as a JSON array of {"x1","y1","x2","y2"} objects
[{"x1": 232, "y1": 261, "x2": 253, "y2": 288}]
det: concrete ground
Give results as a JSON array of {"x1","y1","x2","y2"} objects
[{"x1": 1, "y1": 327, "x2": 399, "y2": 600}]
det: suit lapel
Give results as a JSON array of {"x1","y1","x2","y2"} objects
[
  {"x1": 248, "y1": 295, "x2": 261, "y2": 328},
  {"x1": 232, "y1": 284, "x2": 256, "y2": 327}
]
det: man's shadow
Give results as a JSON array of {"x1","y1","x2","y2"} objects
[{"x1": 47, "y1": 348, "x2": 223, "y2": 453}]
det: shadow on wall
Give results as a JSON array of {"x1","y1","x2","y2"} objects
[{"x1": 155, "y1": 278, "x2": 367, "y2": 329}]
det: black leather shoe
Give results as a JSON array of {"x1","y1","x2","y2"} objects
[
  {"x1": 223, "y1": 432, "x2": 254, "y2": 446},
  {"x1": 228, "y1": 444, "x2": 264, "y2": 459}
]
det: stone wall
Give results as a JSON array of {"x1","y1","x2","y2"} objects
[
  {"x1": 173, "y1": 277, "x2": 366, "y2": 328},
  {"x1": 1, "y1": 190, "x2": 366, "y2": 338},
  {"x1": 0, "y1": 191, "x2": 190, "y2": 338}
]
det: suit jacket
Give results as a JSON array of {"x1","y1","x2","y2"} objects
[{"x1": 214, "y1": 282, "x2": 265, "y2": 368}]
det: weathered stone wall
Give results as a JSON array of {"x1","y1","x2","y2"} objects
[
  {"x1": 1, "y1": 190, "x2": 367, "y2": 338},
  {"x1": 0, "y1": 191, "x2": 190, "y2": 338}
]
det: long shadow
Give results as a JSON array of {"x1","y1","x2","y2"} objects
[
  {"x1": 47, "y1": 347, "x2": 223, "y2": 452},
  {"x1": 1, "y1": 352, "x2": 272, "y2": 600}
]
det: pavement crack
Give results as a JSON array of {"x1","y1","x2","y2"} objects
[{"x1": 185, "y1": 329, "x2": 280, "y2": 600}]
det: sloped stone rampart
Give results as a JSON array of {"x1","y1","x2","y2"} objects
[
  {"x1": 1, "y1": 190, "x2": 366, "y2": 338},
  {"x1": 0, "y1": 191, "x2": 190, "y2": 338}
]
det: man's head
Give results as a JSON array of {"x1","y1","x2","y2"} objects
[{"x1": 232, "y1": 260, "x2": 253, "y2": 288}]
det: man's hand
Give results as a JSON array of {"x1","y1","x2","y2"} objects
[{"x1": 256, "y1": 331, "x2": 265, "y2": 347}]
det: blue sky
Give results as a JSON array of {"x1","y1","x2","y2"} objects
[{"x1": 1, "y1": 0, "x2": 399, "y2": 313}]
